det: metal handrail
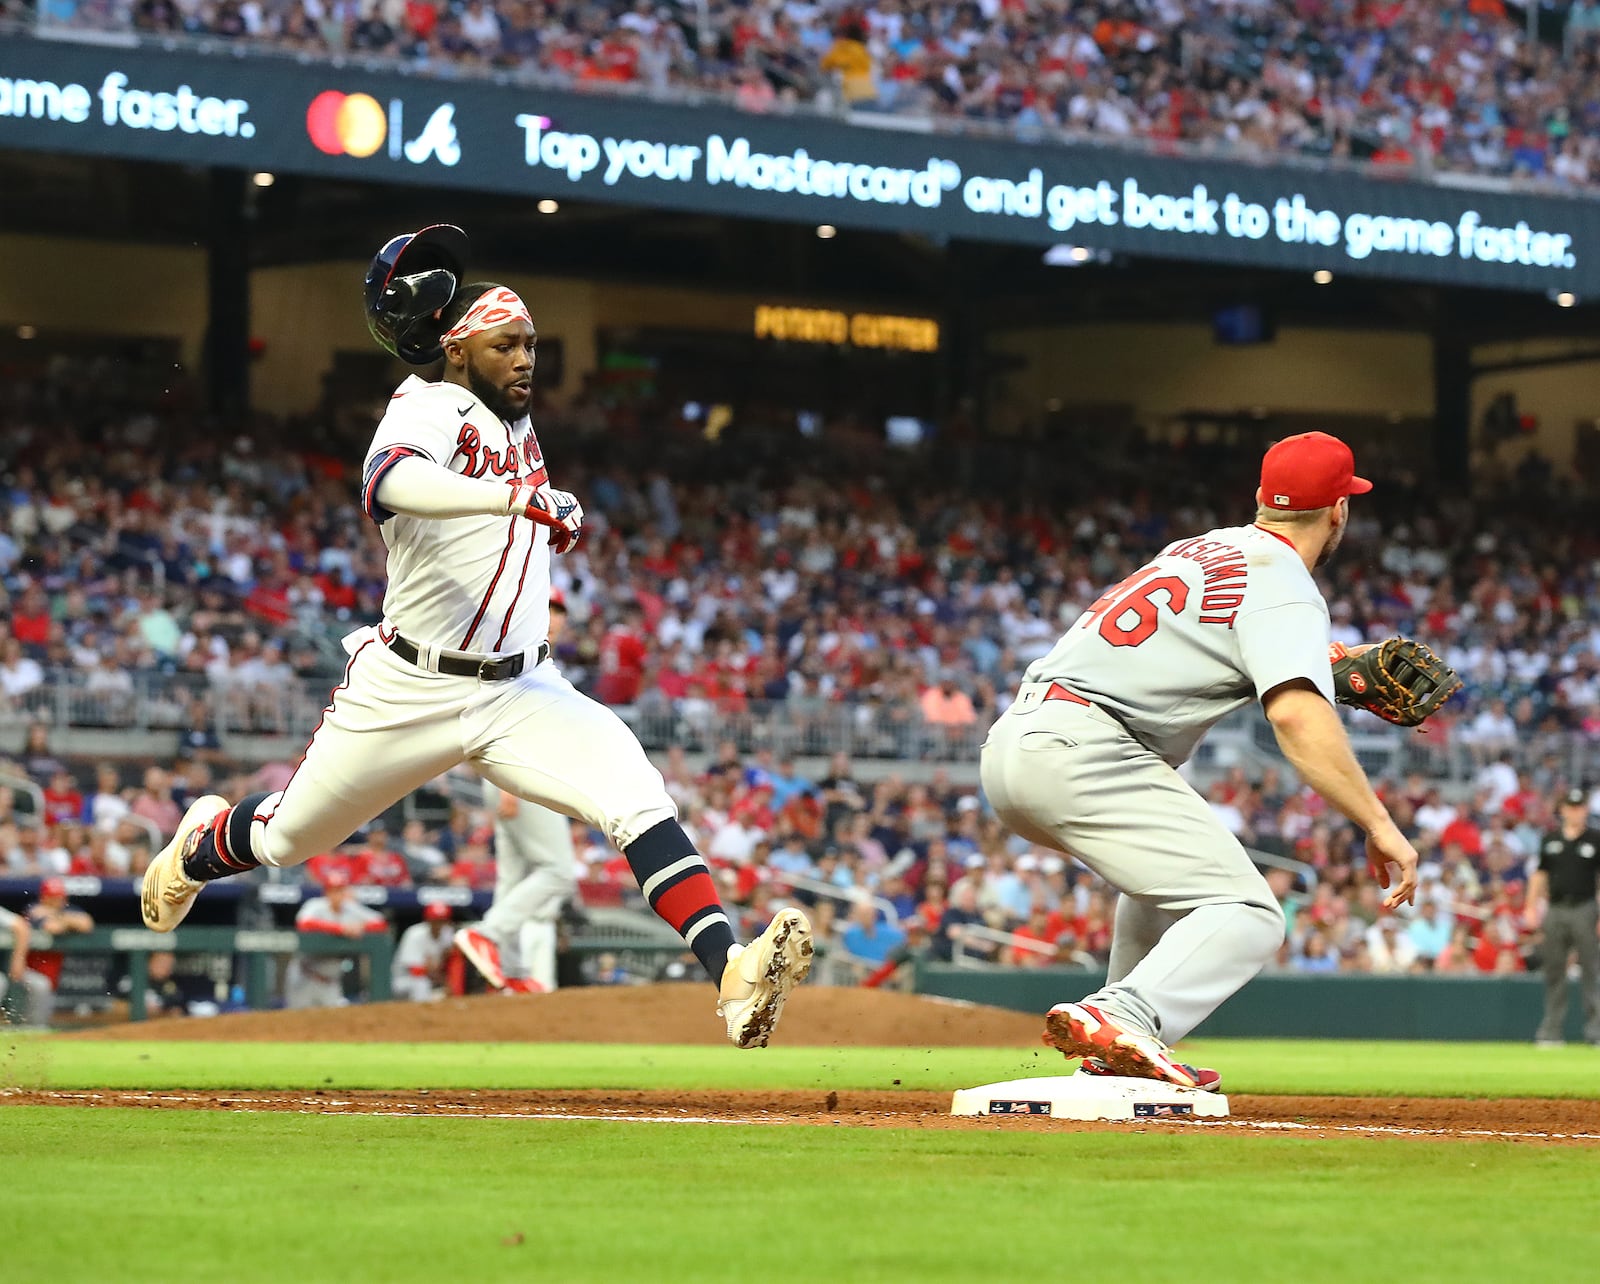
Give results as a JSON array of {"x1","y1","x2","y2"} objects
[
  {"x1": 0, "y1": 769, "x2": 46, "y2": 825},
  {"x1": 1245, "y1": 846, "x2": 1319, "y2": 891},
  {"x1": 118, "y1": 812, "x2": 166, "y2": 851},
  {"x1": 768, "y1": 873, "x2": 901, "y2": 928},
  {"x1": 950, "y1": 921, "x2": 1097, "y2": 970}
]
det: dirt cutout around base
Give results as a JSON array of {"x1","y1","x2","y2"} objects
[
  {"x1": 41, "y1": 987, "x2": 1600, "y2": 1145},
  {"x1": 68, "y1": 985, "x2": 1048, "y2": 1046},
  {"x1": 7, "y1": 1087, "x2": 1600, "y2": 1146}
]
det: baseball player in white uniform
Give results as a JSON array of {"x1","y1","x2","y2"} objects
[
  {"x1": 457, "y1": 588, "x2": 579, "y2": 995},
  {"x1": 981, "y1": 432, "x2": 1419, "y2": 1088},
  {"x1": 393, "y1": 902, "x2": 456, "y2": 1001},
  {"x1": 288, "y1": 870, "x2": 387, "y2": 1009},
  {"x1": 139, "y1": 225, "x2": 811, "y2": 1048}
]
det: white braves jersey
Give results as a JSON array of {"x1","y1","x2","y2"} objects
[
  {"x1": 363, "y1": 375, "x2": 552, "y2": 656},
  {"x1": 392, "y1": 921, "x2": 455, "y2": 979},
  {"x1": 1023, "y1": 523, "x2": 1336, "y2": 766}
]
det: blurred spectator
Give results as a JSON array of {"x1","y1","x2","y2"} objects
[
  {"x1": 353, "y1": 822, "x2": 413, "y2": 888},
  {"x1": 130, "y1": 767, "x2": 183, "y2": 837},
  {"x1": 839, "y1": 897, "x2": 905, "y2": 965},
  {"x1": 1407, "y1": 899, "x2": 1455, "y2": 968},
  {"x1": 0, "y1": 903, "x2": 55, "y2": 1027},
  {"x1": 392, "y1": 903, "x2": 456, "y2": 1002},
  {"x1": 591, "y1": 950, "x2": 633, "y2": 985},
  {"x1": 22, "y1": 875, "x2": 94, "y2": 1025},
  {"x1": 50, "y1": 0, "x2": 1600, "y2": 189},
  {"x1": 143, "y1": 950, "x2": 193, "y2": 1018},
  {"x1": 288, "y1": 869, "x2": 387, "y2": 1008}
]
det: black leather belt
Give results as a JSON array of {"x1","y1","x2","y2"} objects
[{"x1": 386, "y1": 632, "x2": 549, "y2": 681}]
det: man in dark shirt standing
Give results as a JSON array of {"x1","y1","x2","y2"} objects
[{"x1": 1525, "y1": 788, "x2": 1600, "y2": 1046}]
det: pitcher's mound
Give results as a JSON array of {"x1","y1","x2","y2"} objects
[{"x1": 73, "y1": 985, "x2": 1045, "y2": 1047}]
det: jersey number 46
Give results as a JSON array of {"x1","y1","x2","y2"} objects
[{"x1": 1078, "y1": 566, "x2": 1189, "y2": 648}]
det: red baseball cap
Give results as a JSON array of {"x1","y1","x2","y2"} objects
[
  {"x1": 549, "y1": 587, "x2": 568, "y2": 612},
  {"x1": 40, "y1": 876, "x2": 67, "y2": 899},
  {"x1": 321, "y1": 868, "x2": 351, "y2": 889},
  {"x1": 1259, "y1": 432, "x2": 1372, "y2": 511},
  {"x1": 423, "y1": 902, "x2": 452, "y2": 922}
]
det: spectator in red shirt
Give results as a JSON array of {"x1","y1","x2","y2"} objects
[
  {"x1": 306, "y1": 849, "x2": 359, "y2": 889},
  {"x1": 1008, "y1": 907, "x2": 1069, "y2": 967},
  {"x1": 11, "y1": 586, "x2": 50, "y2": 647},
  {"x1": 1439, "y1": 812, "x2": 1484, "y2": 859},
  {"x1": 315, "y1": 567, "x2": 358, "y2": 615},
  {"x1": 597, "y1": 606, "x2": 648, "y2": 705},
  {"x1": 42, "y1": 771, "x2": 85, "y2": 827},
  {"x1": 448, "y1": 841, "x2": 497, "y2": 891},
  {"x1": 353, "y1": 822, "x2": 412, "y2": 888}
]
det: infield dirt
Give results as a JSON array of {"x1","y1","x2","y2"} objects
[
  {"x1": 68, "y1": 984, "x2": 1045, "y2": 1046},
  {"x1": 46, "y1": 987, "x2": 1600, "y2": 1143}
]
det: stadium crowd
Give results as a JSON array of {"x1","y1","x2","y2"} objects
[
  {"x1": 0, "y1": 723, "x2": 1585, "y2": 979},
  {"x1": 3, "y1": 364, "x2": 1600, "y2": 978},
  {"x1": 14, "y1": 0, "x2": 1600, "y2": 188}
]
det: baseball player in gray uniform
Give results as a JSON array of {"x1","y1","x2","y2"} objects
[
  {"x1": 0, "y1": 904, "x2": 55, "y2": 1027},
  {"x1": 981, "y1": 432, "x2": 1419, "y2": 1088},
  {"x1": 139, "y1": 225, "x2": 810, "y2": 1048},
  {"x1": 458, "y1": 588, "x2": 579, "y2": 994},
  {"x1": 288, "y1": 869, "x2": 387, "y2": 1009}
]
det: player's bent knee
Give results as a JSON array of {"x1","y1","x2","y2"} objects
[
  {"x1": 609, "y1": 798, "x2": 678, "y2": 850},
  {"x1": 1241, "y1": 899, "x2": 1287, "y2": 959}
]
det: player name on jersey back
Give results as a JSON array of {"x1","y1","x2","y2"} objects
[{"x1": 1022, "y1": 524, "x2": 1336, "y2": 766}]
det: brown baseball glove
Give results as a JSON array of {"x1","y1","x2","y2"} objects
[{"x1": 1328, "y1": 638, "x2": 1462, "y2": 728}]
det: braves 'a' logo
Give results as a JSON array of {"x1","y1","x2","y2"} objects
[{"x1": 454, "y1": 422, "x2": 549, "y2": 486}]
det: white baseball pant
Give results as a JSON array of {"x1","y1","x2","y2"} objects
[
  {"x1": 245, "y1": 626, "x2": 675, "y2": 880},
  {"x1": 480, "y1": 777, "x2": 578, "y2": 991},
  {"x1": 980, "y1": 692, "x2": 1285, "y2": 1043}
]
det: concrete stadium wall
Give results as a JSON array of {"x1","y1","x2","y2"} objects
[
  {"x1": 991, "y1": 322, "x2": 1436, "y2": 425},
  {"x1": 1468, "y1": 338, "x2": 1600, "y2": 476},
  {"x1": 915, "y1": 963, "x2": 1589, "y2": 1043},
  {"x1": 0, "y1": 233, "x2": 208, "y2": 367},
  {"x1": 2, "y1": 233, "x2": 1593, "y2": 457}
]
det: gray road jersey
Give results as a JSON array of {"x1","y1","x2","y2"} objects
[{"x1": 1021, "y1": 523, "x2": 1336, "y2": 765}]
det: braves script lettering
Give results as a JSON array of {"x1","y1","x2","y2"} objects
[{"x1": 453, "y1": 422, "x2": 550, "y2": 486}]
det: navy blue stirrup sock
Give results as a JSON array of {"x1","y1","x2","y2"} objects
[{"x1": 181, "y1": 792, "x2": 270, "y2": 882}]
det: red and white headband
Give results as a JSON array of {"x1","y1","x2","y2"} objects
[{"x1": 442, "y1": 287, "x2": 532, "y2": 344}]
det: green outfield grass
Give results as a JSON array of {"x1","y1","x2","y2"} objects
[
  {"x1": 6, "y1": 1036, "x2": 1600, "y2": 1097},
  {"x1": 4, "y1": 1107, "x2": 1598, "y2": 1284},
  {"x1": 7, "y1": 1038, "x2": 1600, "y2": 1283}
]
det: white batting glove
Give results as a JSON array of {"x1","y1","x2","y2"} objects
[{"x1": 507, "y1": 481, "x2": 584, "y2": 554}]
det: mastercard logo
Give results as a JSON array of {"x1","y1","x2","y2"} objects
[{"x1": 306, "y1": 90, "x2": 388, "y2": 158}]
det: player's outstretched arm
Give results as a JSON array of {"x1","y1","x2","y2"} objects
[
  {"x1": 1262, "y1": 679, "x2": 1419, "y2": 908},
  {"x1": 374, "y1": 455, "x2": 539, "y2": 520},
  {"x1": 372, "y1": 456, "x2": 583, "y2": 552}
]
